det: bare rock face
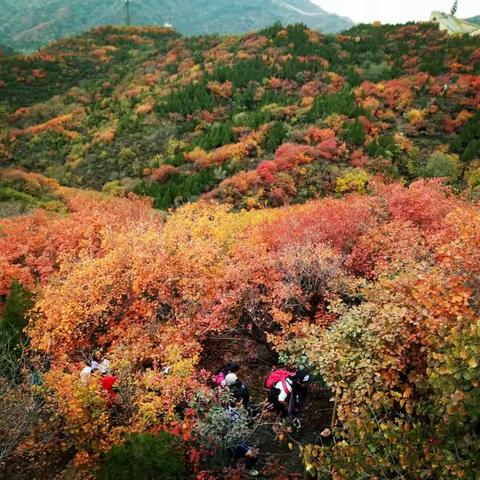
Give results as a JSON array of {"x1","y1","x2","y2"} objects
[
  {"x1": 430, "y1": 11, "x2": 480, "y2": 36},
  {"x1": 0, "y1": 0, "x2": 354, "y2": 52}
]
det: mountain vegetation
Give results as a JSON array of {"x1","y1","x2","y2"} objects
[
  {"x1": 1, "y1": 22, "x2": 480, "y2": 209},
  {"x1": 0, "y1": 44, "x2": 15, "y2": 56},
  {"x1": 0, "y1": 19, "x2": 479, "y2": 480},
  {"x1": 467, "y1": 15, "x2": 480, "y2": 25},
  {"x1": 0, "y1": 0, "x2": 353, "y2": 52}
]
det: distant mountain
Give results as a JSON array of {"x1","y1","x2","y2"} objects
[
  {"x1": 0, "y1": 0, "x2": 353, "y2": 52},
  {"x1": 0, "y1": 44, "x2": 15, "y2": 56},
  {"x1": 467, "y1": 15, "x2": 480, "y2": 25}
]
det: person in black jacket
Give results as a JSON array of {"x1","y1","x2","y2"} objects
[
  {"x1": 267, "y1": 369, "x2": 312, "y2": 419},
  {"x1": 229, "y1": 376, "x2": 250, "y2": 409}
]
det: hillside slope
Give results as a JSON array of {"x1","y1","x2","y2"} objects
[
  {"x1": 1, "y1": 22, "x2": 479, "y2": 211},
  {"x1": 467, "y1": 15, "x2": 480, "y2": 25},
  {"x1": 0, "y1": 44, "x2": 15, "y2": 56},
  {"x1": 0, "y1": 0, "x2": 353, "y2": 51}
]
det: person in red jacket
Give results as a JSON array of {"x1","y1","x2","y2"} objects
[
  {"x1": 98, "y1": 359, "x2": 117, "y2": 407},
  {"x1": 101, "y1": 373, "x2": 117, "y2": 407}
]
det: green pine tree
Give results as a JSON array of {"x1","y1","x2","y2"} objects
[
  {"x1": 341, "y1": 120, "x2": 366, "y2": 147},
  {"x1": 1, "y1": 281, "x2": 32, "y2": 343},
  {"x1": 265, "y1": 122, "x2": 288, "y2": 152},
  {"x1": 450, "y1": 0, "x2": 458, "y2": 16},
  {"x1": 0, "y1": 281, "x2": 32, "y2": 379}
]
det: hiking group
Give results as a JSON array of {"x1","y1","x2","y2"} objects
[
  {"x1": 79, "y1": 356, "x2": 313, "y2": 476},
  {"x1": 216, "y1": 362, "x2": 312, "y2": 420},
  {"x1": 215, "y1": 362, "x2": 313, "y2": 476},
  {"x1": 79, "y1": 358, "x2": 312, "y2": 426},
  {"x1": 80, "y1": 356, "x2": 118, "y2": 407}
]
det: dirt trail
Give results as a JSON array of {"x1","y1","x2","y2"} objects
[{"x1": 200, "y1": 334, "x2": 335, "y2": 478}]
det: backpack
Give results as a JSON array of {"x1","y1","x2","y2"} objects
[
  {"x1": 215, "y1": 371, "x2": 226, "y2": 386},
  {"x1": 265, "y1": 368, "x2": 295, "y2": 392},
  {"x1": 215, "y1": 362, "x2": 240, "y2": 387}
]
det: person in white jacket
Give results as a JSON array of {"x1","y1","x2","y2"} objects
[{"x1": 268, "y1": 369, "x2": 312, "y2": 419}]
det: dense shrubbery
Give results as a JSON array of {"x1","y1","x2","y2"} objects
[
  {"x1": 307, "y1": 90, "x2": 362, "y2": 121},
  {"x1": 134, "y1": 166, "x2": 221, "y2": 209},
  {"x1": 0, "y1": 176, "x2": 479, "y2": 478},
  {"x1": 0, "y1": 281, "x2": 32, "y2": 379},
  {"x1": 423, "y1": 152, "x2": 460, "y2": 181},
  {"x1": 0, "y1": 168, "x2": 68, "y2": 216},
  {"x1": 97, "y1": 433, "x2": 187, "y2": 480},
  {"x1": 450, "y1": 111, "x2": 480, "y2": 163}
]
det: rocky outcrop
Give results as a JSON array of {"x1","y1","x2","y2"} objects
[{"x1": 431, "y1": 11, "x2": 480, "y2": 36}]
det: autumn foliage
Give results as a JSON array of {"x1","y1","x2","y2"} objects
[
  {"x1": 1, "y1": 18, "x2": 480, "y2": 480},
  {"x1": 1, "y1": 174, "x2": 479, "y2": 478}
]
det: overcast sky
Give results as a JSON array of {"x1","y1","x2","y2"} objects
[{"x1": 313, "y1": 0, "x2": 479, "y2": 24}]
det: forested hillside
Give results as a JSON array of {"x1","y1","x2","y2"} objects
[
  {"x1": 0, "y1": 0, "x2": 353, "y2": 52},
  {"x1": 0, "y1": 20, "x2": 480, "y2": 480},
  {"x1": 1, "y1": 22, "x2": 479, "y2": 211},
  {"x1": 0, "y1": 44, "x2": 15, "y2": 56}
]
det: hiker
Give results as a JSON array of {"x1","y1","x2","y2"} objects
[
  {"x1": 99, "y1": 360, "x2": 117, "y2": 407},
  {"x1": 80, "y1": 358, "x2": 117, "y2": 406},
  {"x1": 225, "y1": 388, "x2": 259, "y2": 477},
  {"x1": 80, "y1": 365, "x2": 93, "y2": 381},
  {"x1": 266, "y1": 368, "x2": 312, "y2": 419},
  {"x1": 101, "y1": 372, "x2": 117, "y2": 407},
  {"x1": 224, "y1": 372, "x2": 250, "y2": 410},
  {"x1": 80, "y1": 358, "x2": 109, "y2": 380},
  {"x1": 228, "y1": 442, "x2": 259, "y2": 477},
  {"x1": 80, "y1": 361, "x2": 99, "y2": 383},
  {"x1": 215, "y1": 361, "x2": 240, "y2": 387}
]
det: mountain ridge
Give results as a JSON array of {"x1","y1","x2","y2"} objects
[
  {"x1": 467, "y1": 15, "x2": 480, "y2": 25},
  {"x1": 0, "y1": 0, "x2": 353, "y2": 52}
]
